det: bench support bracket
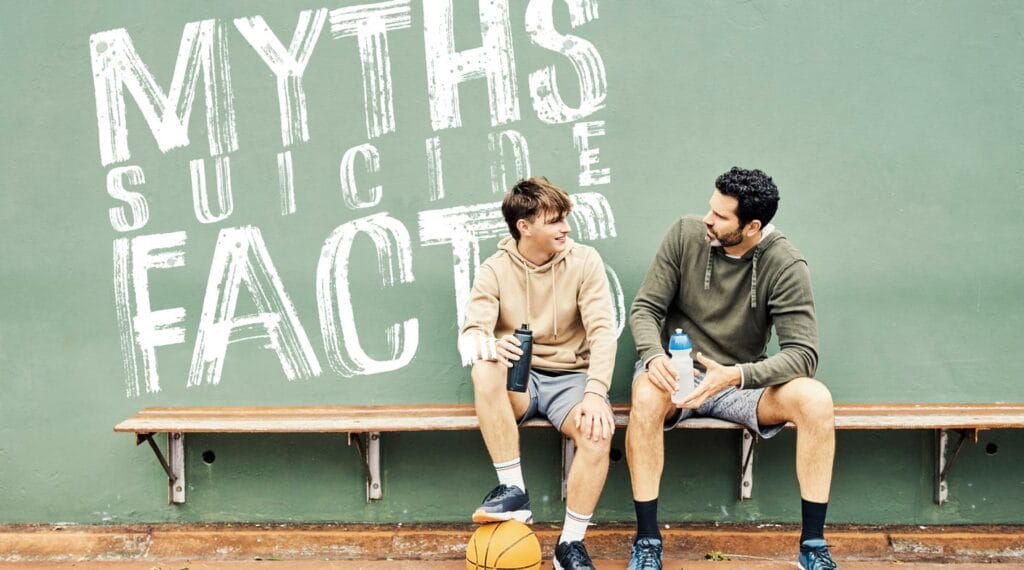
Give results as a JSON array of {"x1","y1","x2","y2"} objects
[
  {"x1": 740, "y1": 429, "x2": 755, "y2": 500},
  {"x1": 349, "y1": 432, "x2": 382, "y2": 501},
  {"x1": 135, "y1": 432, "x2": 184, "y2": 504},
  {"x1": 935, "y1": 428, "x2": 977, "y2": 505},
  {"x1": 561, "y1": 436, "x2": 575, "y2": 502}
]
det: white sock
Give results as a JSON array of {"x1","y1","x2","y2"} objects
[
  {"x1": 494, "y1": 457, "x2": 526, "y2": 491},
  {"x1": 559, "y1": 508, "x2": 592, "y2": 544}
]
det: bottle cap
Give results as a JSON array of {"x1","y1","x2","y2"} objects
[{"x1": 669, "y1": 330, "x2": 692, "y2": 350}]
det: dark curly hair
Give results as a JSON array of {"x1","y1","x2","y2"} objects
[{"x1": 714, "y1": 167, "x2": 780, "y2": 228}]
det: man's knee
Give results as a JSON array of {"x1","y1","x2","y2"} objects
[
  {"x1": 630, "y1": 375, "x2": 671, "y2": 419},
  {"x1": 573, "y1": 431, "x2": 612, "y2": 460},
  {"x1": 471, "y1": 360, "x2": 506, "y2": 395},
  {"x1": 789, "y1": 377, "x2": 834, "y2": 425}
]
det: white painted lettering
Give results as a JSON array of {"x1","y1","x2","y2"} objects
[
  {"x1": 525, "y1": 0, "x2": 607, "y2": 124},
  {"x1": 90, "y1": 22, "x2": 237, "y2": 166},
  {"x1": 188, "y1": 226, "x2": 322, "y2": 388},
  {"x1": 573, "y1": 120, "x2": 610, "y2": 186},
  {"x1": 330, "y1": 1, "x2": 412, "y2": 139},
  {"x1": 234, "y1": 10, "x2": 328, "y2": 147},
  {"x1": 488, "y1": 129, "x2": 530, "y2": 194},
  {"x1": 316, "y1": 213, "x2": 419, "y2": 376},
  {"x1": 418, "y1": 201, "x2": 509, "y2": 327},
  {"x1": 423, "y1": 0, "x2": 519, "y2": 130},
  {"x1": 189, "y1": 156, "x2": 234, "y2": 224},
  {"x1": 113, "y1": 231, "x2": 188, "y2": 398},
  {"x1": 277, "y1": 150, "x2": 296, "y2": 215},
  {"x1": 425, "y1": 136, "x2": 445, "y2": 201},
  {"x1": 107, "y1": 165, "x2": 149, "y2": 232},
  {"x1": 339, "y1": 143, "x2": 383, "y2": 209}
]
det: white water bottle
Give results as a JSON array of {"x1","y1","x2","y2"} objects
[{"x1": 668, "y1": 329, "x2": 694, "y2": 404}]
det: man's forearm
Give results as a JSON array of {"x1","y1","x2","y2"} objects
[{"x1": 737, "y1": 345, "x2": 817, "y2": 389}]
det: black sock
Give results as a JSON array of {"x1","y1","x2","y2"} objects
[
  {"x1": 634, "y1": 498, "x2": 661, "y2": 541},
  {"x1": 800, "y1": 499, "x2": 828, "y2": 543}
]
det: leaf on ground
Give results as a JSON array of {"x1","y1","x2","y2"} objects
[{"x1": 704, "y1": 550, "x2": 731, "y2": 561}]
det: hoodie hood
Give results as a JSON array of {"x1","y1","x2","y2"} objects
[
  {"x1": 497, "y1": 235, "x2": 574, "y2": 272},
  {"x1": 703, "y1": 224, "x2": 783, "y2": 309},
  {"x1": 496, "y1": 235, "x2": 575, "y2": 336}
]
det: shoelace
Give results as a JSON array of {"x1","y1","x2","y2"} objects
[
  {"x1": 482, "y1": 484, "x2": 514, "y2": 502},
  {"x1": 804, "y1": 546, "x2": 837, "y2": 570},
  {"x1": 631, "y1": 540, "x2": 662, "y2": 569}
]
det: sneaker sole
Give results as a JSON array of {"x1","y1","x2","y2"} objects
[
  {"x1": 471, "y1": 509, "x2": 533, "y2": 524},
  {"x1": 553, "y1": 554, "x2": 594, "y2": 570}
]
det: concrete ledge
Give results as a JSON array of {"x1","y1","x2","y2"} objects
[{"x1": 1, "y1": 524, "x2": 1022, "y2": 563}]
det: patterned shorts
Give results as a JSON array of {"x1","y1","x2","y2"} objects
[{"x1": 632, "y1": 359, "x2": 784, "y2": 438}]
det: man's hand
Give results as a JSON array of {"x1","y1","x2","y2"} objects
[
  {"x1": 574, "y1": 392, "x2": 615, "y2": 442},
  {"x1": 677, "y1": 352, "x2": 741, "y2": 409},
  {"x1": 495, "y1": 334, "x2": 523, "y2": 367},
  {"x1": 643, "y1": 354, "x2": 681, "y2": 395}
]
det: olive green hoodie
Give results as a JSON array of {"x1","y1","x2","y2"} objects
[
  {"x1": 630, "y1": 216, "x2": 818, "y2": 389},
  {"x1": 460, "y1": 236, "x2": 617, "y2": 397}
]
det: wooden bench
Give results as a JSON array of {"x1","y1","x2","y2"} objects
[{"x1": 115, "y1": 403, "x2": 1024, "y2": 505}]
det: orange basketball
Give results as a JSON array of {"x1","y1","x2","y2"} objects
[{"x1": 465, "y1": 520, "x2": 542, "y2": 570}]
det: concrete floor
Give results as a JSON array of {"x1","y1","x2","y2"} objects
[{"x1": 3, "y1": 562, "x2": 1024, "y2": 569}]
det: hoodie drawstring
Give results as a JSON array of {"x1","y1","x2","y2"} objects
[
  {"x1": 517, "y1": 254, "x2": 560, "y2": 337},
  {"x1": 703, "y1": 246, "x2": 713, "y2": 290},
  {"x1": 551, "y1": 263, "x2": 558, "y2": 338},
  {"x1": 750, "y1": 248, "x2": 761, "y2": 309},
  {"x1": 518, "y1": 256, "x2": 532, "y2": 328}
]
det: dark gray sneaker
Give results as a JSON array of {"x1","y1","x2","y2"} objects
[
  {"x1": 553, "y1": 540, "x2": 594, "y2": 570},
  {"x1": 798, "y1": 538, "x2": 838, "y2": 569},
  {"x1": 471, "y1": 484, "x2": 532, "y2": 523},
  {"x1": 628, "y1": 537, "x2": 663, "y2": 569}
]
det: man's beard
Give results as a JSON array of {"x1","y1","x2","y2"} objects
[{"x1": 708, "y1": 227, "x2": 743, "y2": 247}]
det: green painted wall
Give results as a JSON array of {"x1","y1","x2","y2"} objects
[{"x1": 1, "y1": 1, "x2": 1022, "y2": 525}]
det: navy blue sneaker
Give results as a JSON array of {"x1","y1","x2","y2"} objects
[
  {"x1": 553, "y1": 540, "x2": 594, "y2": 570},
  {"x1": 798, "y1": 538, "x2": 838, "y2": 569},
  {"x1": 471, "y1": 484, "x2": 532, "y2": 523},
  {"x1": 627, "y1": 537, "x2": 663, "y2": 569}
]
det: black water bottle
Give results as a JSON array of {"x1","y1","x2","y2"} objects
[{"x1": 506, "y1": 324, "x2": 533, "y2": 392}]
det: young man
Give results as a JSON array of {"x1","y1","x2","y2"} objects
[
  {"x1": 626, "y1": 167, "x2": 838, "y2": 570},
  {"x1": 459, "y1": 177, "x2": 617, "y2": 570}
]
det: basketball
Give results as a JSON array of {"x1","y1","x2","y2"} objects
[{"x1": 465, "y1": 520, "x2": 542, "y2": 570}]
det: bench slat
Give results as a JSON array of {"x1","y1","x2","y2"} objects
[
  {"x1": 832, "y1": 403, "x2": 1024, "y2": 429},
  {"x1": 114, "y1": 403, "x2": 1024, "y2": 434}
]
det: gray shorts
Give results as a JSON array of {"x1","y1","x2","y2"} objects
[
  {"x1": 632, "y1": 360, "x2": 784, "y2": 439},
  {"x1": 517, "y1": 369, "x2": 593, "y2": 431}
]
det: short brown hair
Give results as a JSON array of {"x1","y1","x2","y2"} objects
[{"x1": 501, "y1": 177, "x2": 572, "y2": 240}]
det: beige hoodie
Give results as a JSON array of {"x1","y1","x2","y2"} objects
[{"x1": 459, "y1": 236, "x2": 617, "y2": 397}]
